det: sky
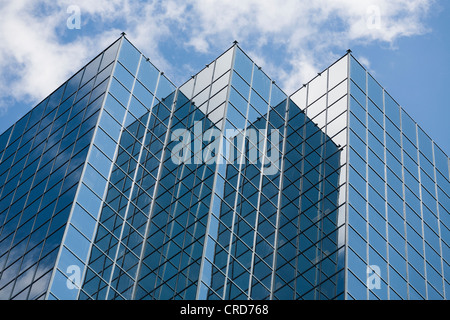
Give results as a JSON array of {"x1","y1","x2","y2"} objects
[{"x1": 0, "y1": 0, "x2": 449, "y2": 155}]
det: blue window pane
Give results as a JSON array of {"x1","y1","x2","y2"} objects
[
  {"x1": 76, "y1": 183, "x2": 102, "y2": 218},
  {"x1": 231, "y1": 71, "x2": 250, "y2": 100},
  {"x1": 64, "y1": 225, "x2": 91, "y2": 262},
  {"x1": 252, "y1": 67, "x2": 270, "y2": 102},
  {"x1": 83, "y1": 164, "x2": 107, "y2": 198},
  {"x1": 110, "y1": 78, "x2": 131, "y2": 107},
  {"x1": 401, "y1": 110, "x2": 417, "y2": 146},
  {"x1": 114, "y1": 62, "x2": 135, "y2": 90},
  {"x1": 250, "y1": 90, "x2": 268, "y2": 118},
  {"x1": 408, "y1": 264, "x2": 426, "y2": 297},
  {"x1": 94, "y1": 128, "x2": 117, "y2": 160},
  {"x1": 118, "y1": 39, "x2": 141, "y2": 74},
  {"x1": 57, "y1": 246, "x2": 85, "y2": 281},
  {"x1": 62, "y1": 70, "x2": 83, "y2": 102},
  {"x1": 350, "y1": 57, "x2": 366, "y2": 92},
  {"x1": 349, "y1": 130, "x2": 366, "y2": 160},
  {"x1": 368, "y1": 75, "x2": 383, "y2": 109},
  {"x1": 70, "y1": 204, "x2": 96, "y2": 239},
  {"x1": 417, "y1": 127, "x2": 433, "y2": 158},
  {"x1": 348, "y1": 249, "x2": 368, "y2": 284},
  {"x1": 349, "y1": 165, "x2": 366, "y2": 198},
  {"x1": 155, "y1": 75, "x2": 176, "y2": 101},
  {"x1": 82, "y1": 54, "x2": 102, "y2": 86},
  {"x1": 104, "y1": 94, "x2": 127, "y2": 124},
  {"x1": 349, "y1": 146, "x2": 366, "y2": 177},
  {"x1": 384, "y1": 93, "x2": 400, "y2": 128},
  {"x1": 133, "y1": 82, "x2": 153, "y2": 107},
  {"x1": 99, "y1": 111, "x2": 122, "y2": 142},
  {"x1": 368, "y1": 100, "x2": 383, "y2": 127},
  {"x1": 347, "y1": 270, "x2": 367, "y2": 299},
  {"x1": 88, "y1": 145, "x2": 111, "y2": 178},
  {"x1": 234, "y1": 48, "x2": 253, "y2": 83},
  {"x1": 100, "y1": 38, "x2": 121, "y2": 71},
  {"x1": 270, "y1": 84, "x2": 286, "y2": 109},
  {"x1": 434, "y1": 145, "x2": 449, "y2": 180},
  {"x1": 50, "y1": 269, "x2": 79, "y2": 300},
  {"x1": 350, "y1": 81, "x2": 366, "y2": 109},
  {"x1": 137, "y1": 60, "x2": 159, "y2": 94},
  {"x1": 46, "y1": 84, "x2": 65, "y2": 113}
]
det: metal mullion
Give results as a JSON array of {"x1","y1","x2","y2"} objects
[
  {"x1": 131, "y1": 82, "x2": 178, "y2": 300},
  {"x1": 105, "y1": 51, "x2": 145, "y2": 300},
  {"x1": 44, "y1": 35, "x2": 124, "y2": 301},
  {"x1": 269, "y1": 94, "x2": 290, "y2": 299}
]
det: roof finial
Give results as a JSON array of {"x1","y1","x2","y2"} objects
[
  {"x1": 233, "y1": 40, "x2": 239, "y2": 45},
  {"x1": 347, "y1": 49, "x2": 352, "y2": 54},
  {"x1": 121, "y1": 31, "x2": 126, "y2": 37}
]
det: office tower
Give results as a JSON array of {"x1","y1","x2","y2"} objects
[{"x1": 0, "y1": 35, "x2": 448, "y2": 300}]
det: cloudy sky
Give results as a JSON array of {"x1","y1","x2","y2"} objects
[{"x1": 0, "y1": 0, "x2": 449, "y2": 154}]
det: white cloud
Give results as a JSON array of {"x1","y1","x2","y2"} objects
[
  {"x1": 0, "y1": 1, "x2": 120, "y2": 111},
  {"x1": 0, "y1": 0, "x2": 434, "y2": 118},
  {"x1": 181, "y1": 0, "x2": 433, "y2": 91}
]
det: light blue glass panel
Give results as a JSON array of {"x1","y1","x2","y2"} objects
[
  {"x1": 83, "y1": 164, "x2": 107, "y2": 198},
  {"x1": 118, "y1": 39, "x2": 141, "y2": 74},
  {"x1": 368, "y1": 75, "x2": 383, "y2": 108},
  {"x1": 77, "y1": 183, "x2": 102, "y2": 218},
  {"x1": 88, "y1": 145, "x2": 111, "y2": 178},
  {"x1": 384, "y1": 93, "x2": 400, "y2": 128},
  {"x1": 401, "y1": 110, "x2": 417, "y2": 146},
  {"x1": 434, "y1": 145, "x2": 449, "y2": 180},
  {"x1": 270, "y1": 84, "x2": 286, "y2": 108},
  {"x1": 349, "y1": 223, "x2": 368, "y2": 264},
  {"x1": 417, "y1": 127, "x2": 433, "y2": 159},
  {"x1": 0, "y1": 127, "x2": 12, "y2": 154},
  {"x1": 252, "y1": 67, "x2": 271, "y2": 102},
  {"x1": 70, "y1": 204, "x2": 96, "y2": 239},
  {"x1": 408, "y1": 264, "x2": 426, "y2": 297},
  {"x1": 109, "y1": 78, "x2": 131, "y2": 107},
  {"x1": 100, "y1": 38, "x2": 121, "y2": 71},
  {"x1": 155, "y1": 75, "x2": 176, "y2": 100},
  {"x1": 234, "y1": 48, "x2": 253, "y2": 83},
  {"x1": 133, "y1": 82, "x2": 154, "y2": 109},
  {"x1": 82, "y1": 54, "x2": 102, "y2": 85},
  {"x1": 250, "y1": 90, "x2": 268, "y2": 118},
  {"x1": 99, "y1": 110, "x2": 122, "y2": 142},
  {"x1": 57, "y1": 246, "x2": 85, "y2": 281},
  {"x1": 349, "y1": 165, "x2": 366, "y2": 198},
  {"x1": 113, "y1": 62, "x2": 135, "y2": 90},
  {"x1": 64, "y1": 225, "x2": 91, "y2": 262},
  {"x1": 347, "y1": 270, "x2": 367, "y2": 299},
  {"x1": 349, "y1": 114, "x2": 366, "y2": 143},
  {"x1": 350, "y1": 81, "x2": 366, "y2": 110},
  {"x1": 348, "y1": 247, "x2": 368, "y2": 284},
  {"x1": 103, "y1": 94, "x2": 127, "y2": 124},
  {"x1": 93, "y1": 128, "x2": 117, "y2": 160},
  {"x1": 226, "y1": 104, "x2": 246, "y2": 133},
  {"x1": 388, "y1": 265, "x2": 407, "y2": 299},
  {"x1": 350, "y1": 56, "x2": 366, "y2": 92},
  {"x1": 349, "y1": 130, "x2": 366, "y2": 161},
  {"x1": 231, "y1": 71, "x2": 250, "y2": 99},
  {"x1": 137, "y1": 60, "x2": 159, "y2": 94},
  {"x1": 50, "y1": 270, "x2": 79, "y2": 300},
  {"x1": 368, "y1": 100, "x2": 383, "y2": 127}
]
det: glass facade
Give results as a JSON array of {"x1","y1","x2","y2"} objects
[
  {"x1": 0, "y1": 38, "x2": 121, "y2": 300},
  {"x1": 0, "y1": 36, "x2": 448, "y2": 300},
  {"x1": 346, "y1": 56, "x2": 450, "y2": 300}
]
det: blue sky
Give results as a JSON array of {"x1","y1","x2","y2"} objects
[{"x1": 0, "y1": 0, "x2": 449, "y2": 155}]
